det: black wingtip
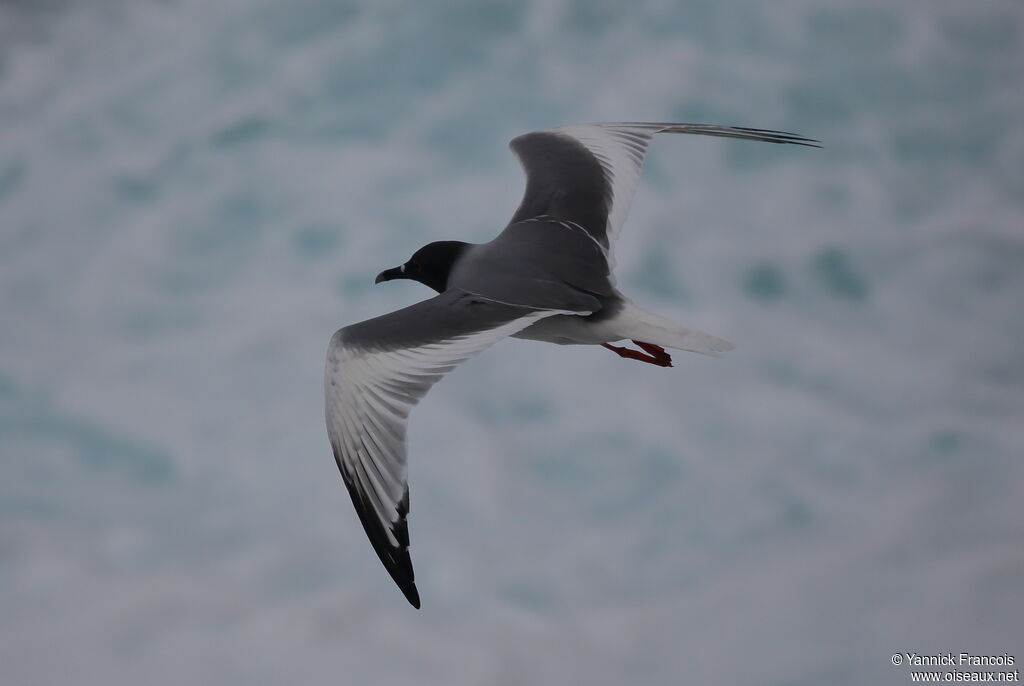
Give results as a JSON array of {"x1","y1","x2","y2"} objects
[
  {"x1": 656, "y1": 123, "x2": 823, "y2": 148},
  {"x1": 731, "y1": 126, "x2": 822, "y2": 148},
  {"x1": 334, "y1": 464, "x2": 423, "y2": 609},
  {"x1": 402, "y1": 583, "x2": 421, "y2": 609}
]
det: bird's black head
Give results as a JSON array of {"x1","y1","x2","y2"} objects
[{"x1": 374, "y1": 241, "x2": 470, "y2": 293}]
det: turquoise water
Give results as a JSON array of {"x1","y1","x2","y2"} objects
[{"x1": 1, "y1": 1, "x2": 1022, "y2": 684}]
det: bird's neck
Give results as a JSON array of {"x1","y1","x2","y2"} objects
[{"x1": 421, "y1": 241, "x2": 470, "y2": 292}]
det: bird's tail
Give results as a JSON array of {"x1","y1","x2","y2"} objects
[{"x1": 609, "y1": 300, "x2": 734, "y2": 357}]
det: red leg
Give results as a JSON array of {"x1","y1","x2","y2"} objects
[
  {"x1": 633, "y1": 341, "x2": 673, "y2": 366},
  {"x1": 602, "y1": 342, "x2": 673, "y2": 367}
]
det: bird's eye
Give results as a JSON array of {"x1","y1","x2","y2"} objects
[{"x1": 410, "y1": 259, "x2": 420, "y2": 267}]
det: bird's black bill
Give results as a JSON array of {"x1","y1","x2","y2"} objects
[{"x1": 375, "y1": 266, "x2": 405, "y2": 284}]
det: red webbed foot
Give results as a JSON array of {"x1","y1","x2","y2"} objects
[{"x1": 601, "y1": 341, "x2": 673, "y2": 367}]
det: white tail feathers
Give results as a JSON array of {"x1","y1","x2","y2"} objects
[{"x1": 610, "y1": 300, "x2": 735, "y2": 357}]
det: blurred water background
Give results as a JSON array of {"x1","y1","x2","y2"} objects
[{"x1": 1, "y1": 1, "x2": 1022, "y2": 684}]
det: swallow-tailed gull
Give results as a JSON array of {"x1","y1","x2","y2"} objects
[{"x1": 325, "y1": 122, "x2": 818, "y2": 607}]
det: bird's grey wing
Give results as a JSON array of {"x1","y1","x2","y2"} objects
[
  {"x1": 508, "y1": 122, "x2": 819, "y2": 260},
  {"x1": 325, "y1": 288, "x2": 588, "y2": 608}
]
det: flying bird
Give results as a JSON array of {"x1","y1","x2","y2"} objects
[{"x1": 325, "y1": 122, "x2": 818, "y2": 607}]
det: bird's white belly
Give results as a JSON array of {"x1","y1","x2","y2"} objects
[{"x1": 512, "y1": 313, "x2": 622, "y2": 345}]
